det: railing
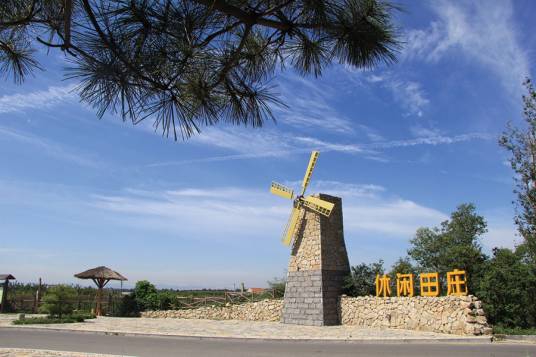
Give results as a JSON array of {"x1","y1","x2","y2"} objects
[
  {"x1": 6, "y1": 294, "x2": 124, "y2": 315},
  {"x1": 6, "y1": 288, "x2": 282, "y2": 314},
  {"x1": 169, "y1": 290, "x2": 279, "y2": 310}
]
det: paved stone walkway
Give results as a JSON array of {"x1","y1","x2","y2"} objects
[
  {"x1": 0, "y1": 314, "x2": 490, "y2": 341},
  {"x1": 0, "y1": 348, "x2": 123, "y2": 357}
]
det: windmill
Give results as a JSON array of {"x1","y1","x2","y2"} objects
[
  {"x1": 270, "y1": 151, "x2": 335, "y2": 246},
  {"x1": 270, "y1": 150, "x2": 350, "y2": 326}
]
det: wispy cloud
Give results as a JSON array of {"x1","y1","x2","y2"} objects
[
  {"x1": 366, "y1": 73, "x2": 430, "y2": 117},
  {"x1": 388, "y1": 80, "x2": 430, "y2": 117},
  {"x1": 368, "y1": 132, "x2": 493, "y2": 149},
  {"x1": 0, "y1": 126, "x2": 102, "y2": 168},
  {"x1": 297, "y1": 132, "x2": 493, "y2": 152},
  {"x1": 0, "y1": 84, "x2": 77, "y2": 114},
  {"x1": 284, "y1": 180, "x2": 386, "y2": 199},
  {"x1": 1, "y1": 179, "x2": 519, "y2": 285},
  {"x1": 403, "y1": 0, "x2": 530, "y2": 95},
  {"x1": 91, "y1": 187, "x2": 288, "y2": 240},
  {"x1": 91, "y1": 183, "x2": 447, "y2": 239},
  {"x1": 148, "y1": 127, "x2": 493, "y2": 167},
  {"x1": 274, "y1": 73, "x2": 355, "y2": 134}
]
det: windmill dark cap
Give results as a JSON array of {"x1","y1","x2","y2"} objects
[{"x1": 74, "y1": 266, "x2": 127, "y2": 281}]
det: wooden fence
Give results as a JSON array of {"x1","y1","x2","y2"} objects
[
  {"x1": 6, "y1": 287, "x2": 281, "y2": 314},
  {"x1": 170, "y1": 290, "x2": 279, "y2": 310},
  {"x1": 7, "y1": 293, "x2": 123, "y2": 315}
]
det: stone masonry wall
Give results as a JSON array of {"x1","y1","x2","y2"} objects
[
  {"x1": 142, "y1": 295, "x2": 490, "y2": 336},
  {"x1": 340, "y1": 295, "x2": 492, "y2": 335},
  {"x1": 141, "y1": 299, "x2": 282, "y2": 322}
]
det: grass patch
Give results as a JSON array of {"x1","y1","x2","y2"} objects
[
  {"x1": 493, "y1": 326, "x2": 536, "y2": 335},
  {"x1": 12, "y1": 313, "x2": 96, "y2": 325}
]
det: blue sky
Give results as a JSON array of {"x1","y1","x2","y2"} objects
[{"x1": 1, "y1": 0, "x2": 534, "y2": 289}]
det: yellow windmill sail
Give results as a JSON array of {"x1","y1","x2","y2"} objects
[
  {"x1": 302, "y1": 195, "x2": 334, "y2": 217},
  {"x1": 282, "y1": 207, "x2": 301, "y2": 246},
  {"x1": 270, "y1": 182, "x2": 294, "y2": 200},
  {"x1": 300, "y1": 151, "x2": 319, "y2": 196},
  {"x1": 270, "y1": 150, "x2": 334, "y2": 247}
]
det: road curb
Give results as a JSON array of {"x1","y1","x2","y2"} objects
[
  {"x1": 0, "y1": 326, "x2": 493, "y2": 344},
  {"x1": 494, "y1": 334, "x2": 536, "y2": 343}
]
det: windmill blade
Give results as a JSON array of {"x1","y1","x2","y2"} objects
[
  {"x1": 300, "y1": 151, "x2": 319, "y2": 196},
  {"x1": 282, "y1": 207, "x2": 302, "y2": 246},
  {"x1": 270, "y1": 182, "x2": 294, "y2": 200},
  {"x1": 302, "y1": 195, "x2": 334, "y2": 217}
]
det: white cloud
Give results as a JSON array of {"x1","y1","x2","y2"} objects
[
  {"x1": 480, "y1": 207, "x2": 521, "y2": 250},
  {"x1": 483, "y1": 225, "x2": 519, "y2": 250},
  {"x1": 307, "y1": 181, "x2": 386, "y2": 198},
  {"x1": 364, "y1": 73, "x2": 430, "y2": 117},
  {"x1": 274, "y1": 74, "x2": 354, "y2": 134},
  {"x1": 294, "y1": 136, "x2": 364, "y2": 154},
  {"x1": 91, "y1": 187, "x2": 288, "y2": 241},
  {"x1": 404, "y1": 0, "x2": 530, "y2": 95},
  {"x1": 0, "y1": 126, "x2": 102, "y2": 168},
  {"x1": 0, "y1": 84, "x2": 77, "y2": 114},
  {"x1": 91, "y1": 183, "x2": 447, "y2": 240},
  {"x1": 6, "y1": 179, "x2": 518, "y2": 286},
  {"x1": 148, "y1": 127, "x2": 493, "y2": 167},
  {"x1": 366, "y1": 74, "x2": 385, "y2": 83},
  {"x1": 191, "y1": 127, "x2": 295, "y2": 156},
  {"x1": 389, "y1": 81, "x2": 430, "y2": 117},
  {"x1": 368, "y1": 132, "x2": 493, "y2": 149},
  {"x1": 410, "y1": 125, "x2": 443, "y2": 138},
  {"x1": 344, "y1": 199, "x2": 447, "y2": 237}
]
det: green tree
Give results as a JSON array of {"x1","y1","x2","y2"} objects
[
  {"x1": 343, "y1": 260, "x2": 384, "y2": 296},
  {"x1": 477, "y1": 248, "x2": 536, "y2": 328},
  {"x1": 389, "y1": 257, "x2": 416, "y2": 276},
  {"x1": 39, "y1": 285, "x2": 76, "y2": 318},
  {"x1": 389, "y1": 257, "x2": 418, "y2": 295},
  {"x1": 408, "y1": 203, "x2": 488, "y2": 293},
  {"x1": 0, "y1": 0, "x2": 400, "y2": 138},
  {"x1": 133, "y1": 280, "x2": 159, "y2": 311},
  {"x1": 499, "y1": 79, "x2": 536, "y2": 261}
]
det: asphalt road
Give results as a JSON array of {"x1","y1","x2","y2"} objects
[{"x1": 1, "y1": 328, "x2": 535, "y2": 357}]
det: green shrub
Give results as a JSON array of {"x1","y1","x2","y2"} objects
[
  {"x1": 14, "y1": 317, "x2": 77, "y2": 325},
  {"x1": 116, "y1": 294, "x2": 140, "y2": 317},
  {"x1": 157, "y1": 290, "x2": 176, "y2": 310},
  {"x1": 71, "y1": 311, "x2": 96, "y2": 321},
  {"x1": 133, "y1": 280, "x2": 159, "y2": 311},
  {"x1": 12, "y1": 311, "x2": 95, "y2": 325},
  {"x1": 39, "y1": 285, "x2": 76, "y2": 318}
]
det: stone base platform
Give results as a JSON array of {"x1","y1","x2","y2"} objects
[{"x1": 0, "y1": 315, "x2": 491, "y2": 342}]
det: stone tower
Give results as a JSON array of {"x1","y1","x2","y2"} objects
[{"x1": 281, "y1": 194, "x2": 350, "y2": 326}]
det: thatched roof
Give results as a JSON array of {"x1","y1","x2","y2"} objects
[
  {"x1": 74, "y1": 266, "x2": 127, "y2": 281},
  {"x1": 0, "y1": 274, "x2": 15, "y2": 281}
]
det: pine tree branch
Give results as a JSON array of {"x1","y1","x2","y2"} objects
[
  {"x1": 191, "y1": 0, "x2": 292, "y2": 30},
  {"x1": 81, "y1": 0, "x2": 168, "y2": 92},
  {"x1": 0, "y1": 0, "x2": 38, "y2": 27}
]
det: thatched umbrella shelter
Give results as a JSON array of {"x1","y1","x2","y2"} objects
[{"x1": 74, "y1": 266, "x2": 127, "y2": 316}]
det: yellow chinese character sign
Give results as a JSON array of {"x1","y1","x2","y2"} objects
[
  {"x1": 420, "y1": 272, "x2": 440, "y2": 297},
  {"x1": 447, "y1": 269, "x2": 468, "y2": 296},
  {"x1": 375, "y1": 274, "x2": 391, "y2": 297},
  {"x1": 396, "y1": 273, "x2": 414, "y2": 297}
]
